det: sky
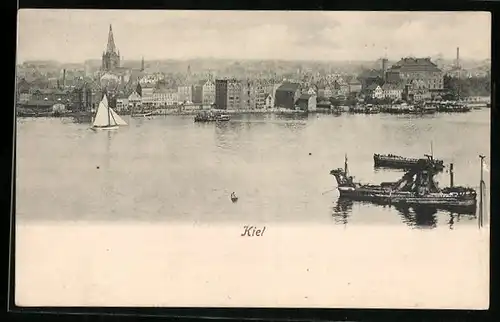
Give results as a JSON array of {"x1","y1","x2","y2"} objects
[{"x1": 16, "y1": 10, "x2": 491, "y2": 63}]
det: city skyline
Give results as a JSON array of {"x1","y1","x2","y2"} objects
[{"x1": 17, "y1": 10, "x2": 491, "y2": 64}]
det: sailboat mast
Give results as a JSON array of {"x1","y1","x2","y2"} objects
[{"x1": 107, "y1": 94, "x2": 111, "y2": 126}]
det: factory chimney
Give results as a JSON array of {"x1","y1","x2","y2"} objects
[
  {"x1": 381, "y1": 58, "x2": 388, "y2": 82},
  {"x1": 62, "y1": 69, "x2": 66, "y2": 89},
  {"x1": 456, "y1": 47, "x2": 460, "y2": 69}
]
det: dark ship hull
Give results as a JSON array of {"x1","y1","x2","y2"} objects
[
  {"x1": 374, "y1": 153, "x2": 445, "y2": 171},
  {"x1": 370, "y1": 190, "x2": 476, "y2": 213},
  {"x1": 330, "y1": 158, "x2": 476, "y2": 212}
]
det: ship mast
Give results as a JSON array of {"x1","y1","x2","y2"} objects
[
  {"x1": 344, "y1": 154, "x2": 349, "y2": 177},
  {"x1": 479, "y1": 155, "x2": 485, "y2": 228}
]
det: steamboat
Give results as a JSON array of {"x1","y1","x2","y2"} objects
[
  {"x1": 330, "y1": 157, "x2": 476, "y2": 213},
  {"x1": 373, "y1": 153, "x2": 445, "y2": 171}
]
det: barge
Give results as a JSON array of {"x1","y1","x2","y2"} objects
[
  {"x1": 330, "y1": 157, "x2": 476, "y2": 213},
  {"x1": 194, "y1": 111, "x2": 231, "y2": 122},
  {"x1": 373, "y1": 153, "x2": 445, "y2": 171}
]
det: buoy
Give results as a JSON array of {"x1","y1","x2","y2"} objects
[{"x1": 230, "y1": 192, "x2": 238, "y2": 203}]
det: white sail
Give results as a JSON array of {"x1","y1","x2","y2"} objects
[
  {"x1": 92, "y1": 95, "x2": 117, "y2": 127},
  {"x1": 109, "y1": 106, "x2": 128, "y2": 126}
]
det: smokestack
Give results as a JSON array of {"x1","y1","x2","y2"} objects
[
  {"x1": 62, "y1": 69, "x2": 66, "y2": 89},
  {"x1": 456, "y1": 47, "x2": 460, "y2": 68},
  {"x1": 450, "y1": 163, "x2": 454, "y2": 187},
  {"x1": 381, "y1": 58, "x2": 388, "y2": 82}
]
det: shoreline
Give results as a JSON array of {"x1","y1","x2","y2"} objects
[{"x1": 16, "y1": 105, "x2": 490, "y2": 119}]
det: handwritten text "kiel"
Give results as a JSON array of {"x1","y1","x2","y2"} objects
[{"x1": 240, "y1": 225, "x2": 266, "y2": 237}]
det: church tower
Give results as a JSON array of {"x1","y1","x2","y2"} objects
[{"x1": 101, "y1": 24, "x2": 120, "y2": 72}]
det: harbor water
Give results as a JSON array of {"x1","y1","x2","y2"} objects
[{"x1": 16, "y1": 109, "x2": 490, "y2": 229}]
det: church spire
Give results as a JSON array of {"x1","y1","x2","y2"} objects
[{"x1": 106, "y1": 24, "x2": 117, "y2": 54}]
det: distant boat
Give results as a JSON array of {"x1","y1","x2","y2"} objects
[
  {"x1": 131, "y1": 112, "x2": 153, "y2": 117},
  {"x1": 373, "y1": 153, "x2": 445, "y2": 171},
  {"x1": 230, "y1": 192, "x2": 238, "y2": 203},
  {"x1": 194, "y1": 111, "x2": 231, "y2": 122},
  {"x1": 91, "y1": 95, "x2": 128, "y2": 131},
  {"x1": 217, "y1": 114, "x2": 230, "y2": 122}
]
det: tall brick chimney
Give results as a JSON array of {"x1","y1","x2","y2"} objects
[
  {"x1": 62, "y1": 69, "x2": 66, "y2": 89},
  {"x1": 381, "y1": 58, "x2": 388, "y2": 82}
]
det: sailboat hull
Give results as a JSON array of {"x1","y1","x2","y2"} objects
[{"x1": 91, "y1": 125, "x2": 119, "y2": 131}]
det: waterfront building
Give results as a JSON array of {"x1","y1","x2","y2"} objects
[
  {"x1": 178, "y1": 84, "x2": 193, "y2": 104},
  {"x1": 16, "y1": 79, "x2": 32, "y2": 103},
  {"x1": 192, "y1": 81, "x2": 204, "y2": 104},
  {"x1": 254, "y1": 82, "x2": 268, "y2": 109},
  {"x1": 214, "y1": 80, "x2": 227, "y2": 109},
  {"x1": 128, "y1": 91, "x2": 142, "y2": 109},
  {"x1": 52, "y1": 103, "x2": 66, "y2": 113},
  {"x1": 18, "y1": 92, "x2": 31, "y2": 103},
  {"x1": 71, "y1": 82, "x2": 95, "y2": 111},
  {"x1": 139, "y1": 74, "x2": 164, "y2": 87},
  {"x1": 358, "y1": 69, "x2": 385, "y2": 91},
  {"x1": 227, "y1": 79, "x2": 242, "y2": 110},
  {"x1": 264, "y1": 93, "x2": 274, "y2": 109},
  {"x1": 348, "y1": 80, "x2": 362, "y2": 94},
  {"x1": 20, "y1": 99, "x2": 57, "y2": 113},
  {"x1": 317, "y1": 100, "x2": 332, "y2": 110},
  {"x1": 366, "y1": 84, "x2": 384, "y2": 99},
  {"x1": 274, "y1": 82, "x2": 301, "y2": 110},
  {"x1": 215, "y1": 79, "x2": 242, "y2": 110},
  {"x1": 412, "y1": 89, "x2": 432, "y2": 102},
  {"x1": 202, "y1": 80, "x2": 215, "y2": 105},
  {"x1": 240, "y1": 81, "x2": 251, "y2": 110},
  {"x1": 307, "y1": 87, "x2": 317, "y2": 96},
  {"x1": 153, "y1": 88, "x2": 178, "y2": 107},
  {"x1": 141, "y1": 86, "x2": 155, "y2": 108},
  {"x1": 338, "y1": 81, "x2": 349, "y2": 96},
  {"x1": 296, "y1": 93, "x2": 317, "y2": 112},
  {"x1": 30, "y1": 88, "x2": 70, "y2": 102},
  {"x1": 381, "y1": 83, "x2": 403, "y2": 100},
  {"x1": 385, "y1": 57, "x2": 444, "y2": 91},
  {"x1": 116, "y1": 96, "x2": 129, "y2": 112},
  {"x1": 317, "y1": 87, "x2": 334, "y2": 99}
]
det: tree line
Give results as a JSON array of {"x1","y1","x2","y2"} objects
[{"x1": 443, "y1": 75, "x2": 490, "y2": 98}]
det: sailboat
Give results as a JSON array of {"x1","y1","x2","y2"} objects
[{"x1": 91, "y1": 94, "x2": 128, "y2": 130}]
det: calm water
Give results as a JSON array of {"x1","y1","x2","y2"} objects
[{"x1": 16, "y1": 109, "x2": 490, "y2": 229}]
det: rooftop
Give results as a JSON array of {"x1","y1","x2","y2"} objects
[
  {"x1": 389, "y1": 57, "x2": 442, "y2": 73},
  {"x1": 366, "y1": 83, "x2": 380, "y2": 91},
  {"x1": 23, "y1": 99, "x2": 56, "y2": 107},
  {"x1": 276, "y1": 82, "x2": 300, "y2": 93},
  {"x1": 297, "y1": 93, "x2": 312, "y2": 101},
  {"x1": 381, "y1": 82, "x2": 404, "y2": 90}
]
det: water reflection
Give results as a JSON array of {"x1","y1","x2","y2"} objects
[
  {"x1": 397, "y1": 204, "x2": 438, "y2": 229},
  {"x1": 331, "y1": 197, "x2": 353, "y2": 225},
  {"x1": 332, "y1": 197, "x2": 478, "y2": 230}
]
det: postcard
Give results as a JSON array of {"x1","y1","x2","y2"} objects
[{"x1": 14, "y1": 9, "x2": 490, "y2": 309}]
